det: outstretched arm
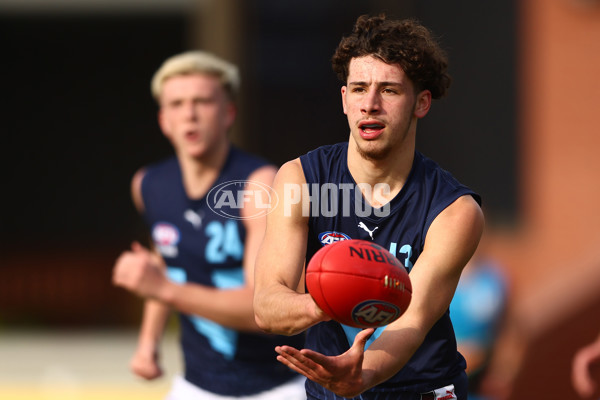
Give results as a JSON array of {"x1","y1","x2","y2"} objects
[
  {"x1": 113, "y1": 166, "x2": 277, "y2": 332},
  {"x1": 120, "y1": 171, "x2": 169, "y2": 380},
  {"x1": 130, "y1": 297, "x2": 170, "y2": 380}
]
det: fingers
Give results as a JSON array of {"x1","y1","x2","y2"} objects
[
  {"x1": 130, "y1": 357, "x2": 163, "y2": 380},
  {"x1": 131, "y1": 241, "x2": 146, "y2": 253},
  {"x1": 275, "y1": 346, "x2": 308, "y2": 367},
  {"x1": 276, "y1": 343, "x2": 366, "y2": 398},
  {"x1": 113, "y1": 245, "x2": 152, "y2": 287},
  {"x1": 275, "y1": 346, "x2": 325, "y2": 381},
  {"x1": 112, "y1": 253, "x2": 130, "y2": 287},
  {"x1": 275, "y1": 346, "x2": 308, "y2": 377},
  {"x1": 348, "y1": 328, "x2": 375, "y2": 355},
  {"x1": 572, "y1": 353, "x2": 595, "y2": 397},
  {"x1": 112, "y1": 252, "x2": 145, "y2": 291},
  {"x1": 354, "y1": 328, "x2": 375, "y2": 347}
]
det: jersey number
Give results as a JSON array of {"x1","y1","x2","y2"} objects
[
  {"x1": 205, "y1": 220, "x2": 243, "y2": 263},
  {"x1": 388, "y1": 242, "x2": 414, "y2": 271}
]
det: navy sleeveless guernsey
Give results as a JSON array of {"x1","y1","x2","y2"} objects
[
  {"x1": 300, "y1": 142, "x2": 481, "y2": 399},
  {"x1": 141, "y1": 146, "x2": 304, "y2": 396}
]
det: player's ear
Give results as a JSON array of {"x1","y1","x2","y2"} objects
[
  {"x1": 224, "y1": 102, "x2": 237, "y2": 130},
  {"x1": 414, "y1": 89, "x2": 432, "y2": 119},
  {"x1": 157, "y1": 109, "x2": 172, "y2": 139},
  {"x1": 157, "y1": 109, "x2": 166, "y2": 133},
  {"x1": 341, "y1": 86, "x2": 348, "y2": 115}
]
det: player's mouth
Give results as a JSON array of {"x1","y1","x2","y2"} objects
[
  {"x1": 185, "y1": 130, "x2": 200, "y2": 141},
  {"x1": 358, "y1": 121, "x2": 385, "y2": 140}
]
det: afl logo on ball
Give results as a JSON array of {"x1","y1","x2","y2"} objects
[
  {"x1": 319, "y1": 231, "x2": 351, "y2": 246},
  {"x1": 352, "y1": 300, "x2": 400, "y2": 327}
]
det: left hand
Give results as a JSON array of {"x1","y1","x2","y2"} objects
[{"x1": 275, "y1": 328, "x2": 375, "y2": 398}]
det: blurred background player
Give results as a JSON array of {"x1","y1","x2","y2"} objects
[
  {"x1": 112, "y1": 51, "x2": 305, "y2": 399},
  {"x1": 449, "y1": 230, "x2": 508, "y2": 400},
  {"x1": 572, "y1": 331, "x2": 600, "y2": 398},
  {"x1": 253, "y1": 15, "x2": 484, "y2": 400}
]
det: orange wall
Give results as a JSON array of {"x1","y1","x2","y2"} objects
[
  {"x1": 520, "y1": 0, "x2": 600, "y2": 267},
  {"x1": 487, "y1": 1, "x2": 600, "y2": 398},
  {"x1": 491, "y1": 0, "x2": 600, "y2": 310}
]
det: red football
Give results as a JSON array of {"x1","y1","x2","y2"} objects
[{"x1": 306, "y1": 239, "x2": 412, "y2": 328}]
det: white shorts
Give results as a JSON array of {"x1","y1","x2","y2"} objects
[{"x1": 165, "y1": 375, "x2": 306, "y2": 400}]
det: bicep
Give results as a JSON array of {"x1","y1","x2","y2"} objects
[
  {"x1": 254, "y1": 159, "x2": 309, "y2": 293},
  {"x1": 240, "y1": 165, "x2": 278, "y2": 287},
  {"x1": 131, "y1": 168, "x2": 146, "y2": 213}
]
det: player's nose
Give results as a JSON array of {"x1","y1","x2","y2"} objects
[
  {"x1": 183, "y1": 101, "x2": 199, "y2": 120},
  {"x1": 361, "y1": 91, "x2": 381, "y2": 115}
]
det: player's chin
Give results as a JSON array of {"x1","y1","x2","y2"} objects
[
  {"x1": 186, "y1": 146, "x2": 209, "y2": 159},
  {"x1": 356, "y1": 143, "x2": 391, "y2": 161}
]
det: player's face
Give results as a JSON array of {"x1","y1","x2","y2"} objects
[
  {"x1": 341, "y1": 56, "x2": 431, "y2": 161},
  {"x1": 158, "y1": 73, "x2": 235, "y2": 159}
]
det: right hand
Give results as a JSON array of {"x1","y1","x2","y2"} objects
[
  {"x1": 130, "y1": 346, "x2": 163, "y2": 380},
  {"x1": 113, "y1": 242, "x2": 167, "y2": 300},
  {"x1": 313, "y1": 301, "x2": 332, "y2": 324}
]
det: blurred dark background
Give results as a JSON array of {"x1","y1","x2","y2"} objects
[{"x1": 3, "y1": 1, "x2": 600, "y2": 398}]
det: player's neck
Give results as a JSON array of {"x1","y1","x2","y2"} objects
[
  {"x1": 178, "y1": 139, "x2": 230, "y2": 200},
  {"x1": 347, "y1": 140, "x2": 414, "y2": 203}
]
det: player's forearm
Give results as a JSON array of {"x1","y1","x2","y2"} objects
[
  {"x1": 157, "y1": 281, "x2": 261, "y2": 332},
  {"x1": 360, "y1": 324, "x2": 426, "y2": 391},
  {"x1": 254, "y1": 287, "x2": 326, "y2": 336},
  {"x1": 137, "y1": 300, "x2": 170, "y2": 350}
]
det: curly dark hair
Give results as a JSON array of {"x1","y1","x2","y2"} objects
[{"x1": 332, "y1": 14, "x2": 451, "y2": 99}]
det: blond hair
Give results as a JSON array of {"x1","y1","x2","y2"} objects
[{"x1": 151, "y1": 51, "x2": 240, "y2": 102}]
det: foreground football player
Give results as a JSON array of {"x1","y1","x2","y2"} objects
[{"x1": 253, "y1": 15, "x2": 484, "y2": 400}]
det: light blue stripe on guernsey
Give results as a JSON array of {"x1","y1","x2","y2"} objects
[
  {"x1": 212, "y1": 268, "x2": 244, "y2": 289},
  {"x1": 166, "y1": 267, "x2": 187, "y2": 283},
  {"x1": 191, "y1": 318, "x2": 238, "y2": 360},
  {"x1": 166, "y1": 267, "x2": 244, "y2": 360},
  {"x1": 341, "y1": 325, "x2": 386, "y2": 351}
]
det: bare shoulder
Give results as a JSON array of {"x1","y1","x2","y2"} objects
[
  {"x1": 240, "y1": 164, "x2": 278, "y2": 223},
  {"x1": 273, "y1": 158, "x2": 306, "y2": 186},
  {"x1": 247, "y1": 164, "x2": 278, "y2": 186},
  {"x1": 258, "y1": 158, "x2": 308, "y2": 226},
  {"x1": 242, "y1": 159, "x2": 305, "y2": 194},
  {"x1": 425, "y1": 194, "x2": 484, "y2": 262},
  {"x1": 441, "y1": 194, "x2": 484, "y2": 231},
  {"x1": 131, "y1": 168, "x2": 147, "y2": 213}
]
